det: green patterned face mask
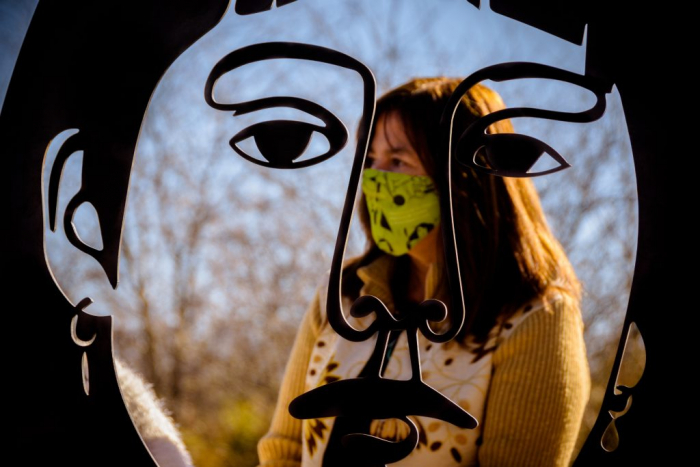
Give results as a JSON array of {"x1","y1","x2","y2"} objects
[{"x1": 362, "y1": 168, "x2": 441, "y2": 256}]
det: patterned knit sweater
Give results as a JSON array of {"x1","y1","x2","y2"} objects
[{"x1": 257, "y1": 255, "x2": 590, "y2": 466}]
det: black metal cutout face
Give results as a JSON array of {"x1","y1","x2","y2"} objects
[
  {"x1": 201, "y1": 31, "x2": 619, "y2": 464},
  {"x1": 4, "y1": 1, "x2": 674, "y2": 465}
]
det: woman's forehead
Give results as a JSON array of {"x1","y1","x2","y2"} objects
[{"x1": 373, "y1": 111, "x2": 413, "y2": 149}]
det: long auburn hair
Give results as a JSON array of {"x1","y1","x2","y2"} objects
[{"x1": 342, "y1": 77, "x2": 581, "y2": 343}]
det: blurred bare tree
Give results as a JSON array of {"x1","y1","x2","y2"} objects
[{"x1": 36, "y1": 1, "x2": 638, "y2": 466}]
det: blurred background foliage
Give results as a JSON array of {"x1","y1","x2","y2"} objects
[{"x1": 2, "y1": 0, "x2": 642, "y2": 466}]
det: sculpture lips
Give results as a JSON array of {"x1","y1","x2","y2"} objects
[{"x1": 289, "y1": 377, "x2": 478, "y2": 429}]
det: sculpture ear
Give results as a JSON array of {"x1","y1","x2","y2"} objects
[
  {"x1": 63, "y1": 192, "x2": 105, "y2": 255},
  {"x1": 601, "y1": 321, "x2": 646, "y2": 452},
  {"x1": 47, "y1": 131, "x2": 106, "y2": 268},
  {"x1": 48, "y1": 132, "x2": 83, "y2": 232}
]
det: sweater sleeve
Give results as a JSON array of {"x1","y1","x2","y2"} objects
[
  {"x1": 257, "y1": 287, "x2": 324, "y2": 467},
  {"x1": 478, "y1": 294, "x2": 591, "y2": 467}
]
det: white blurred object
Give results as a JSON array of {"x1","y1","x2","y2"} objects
[{"x1": 115, "y1": 359, "x2": 194, "y2": 467}]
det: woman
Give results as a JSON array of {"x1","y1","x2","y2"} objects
[{"x1": 257, "y1": 77, "x2": 590, "y2": 466}]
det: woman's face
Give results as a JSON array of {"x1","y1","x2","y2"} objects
[
  {"x1": 362, "y1": 111, "x2": 441, "y2": 259},
  {"x1": 366, "y1": 112, "x2": 428, "y2": 177}
]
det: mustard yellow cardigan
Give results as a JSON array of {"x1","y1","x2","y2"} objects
[{"x1": 257, "y1": 256, "x2": 590, "y2": 466}]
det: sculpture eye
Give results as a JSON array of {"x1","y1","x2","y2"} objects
[
  {"x1": 225, "y1": 96, "x2": 348, "y2": 169},
  {"x1": 456, "y1": 131, "x2": 570, "y2": 178},
  {"x1": 230, "y1": 116, "x2": 346, "y2": 169},
  {"x1": 441, "y1": 62, "x2": 608, "y2": 179}
]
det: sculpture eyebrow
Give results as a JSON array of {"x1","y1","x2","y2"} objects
[
  {"x1": 205, "y1": 41, "x2": 376, "y2": 116},
  {"x1": 226, "y1": 96, "x2": 336, "y2": 126}
]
